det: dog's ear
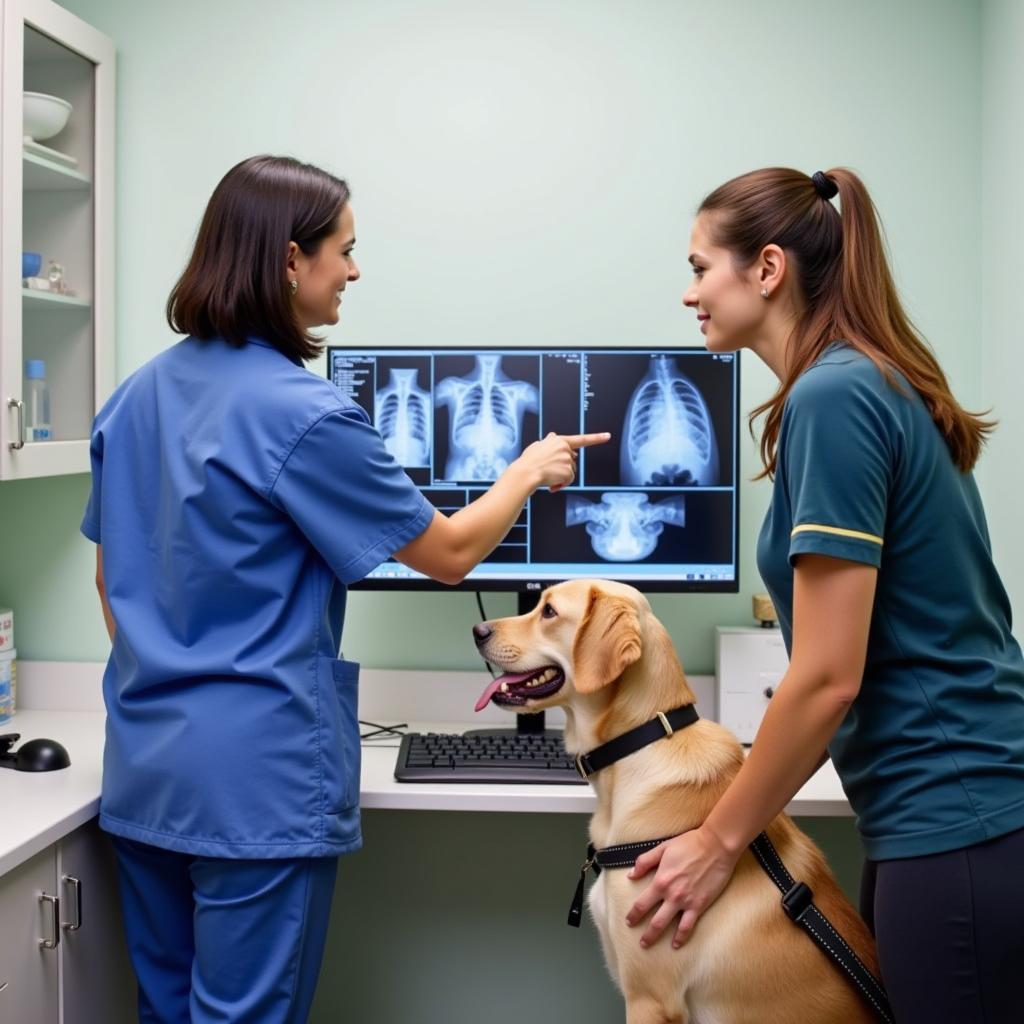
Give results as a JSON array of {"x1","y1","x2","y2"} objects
[{"x1": 571, "y1": 587, "x2": 642, "y2": 694}]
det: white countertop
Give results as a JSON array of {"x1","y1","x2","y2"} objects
[
  {"x1": 2, "y1": 701, "x2": 851, "y2": 879},
  {"x1": 1, "y1": 708, "x2": 107, "y2": 877},
  {"x1": 358, "y1": 723, "x2": 850, "y2": 817}
]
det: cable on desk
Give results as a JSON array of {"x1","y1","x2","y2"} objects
[{"x1": 359, "y1": 720, "x2": 409, "y2": 740}]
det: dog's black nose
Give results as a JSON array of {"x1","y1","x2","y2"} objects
[{"x1": 473, "y1": 622, "x2": 493, "y2": 647}]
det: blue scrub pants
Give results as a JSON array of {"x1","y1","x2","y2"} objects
[{"x1": 111, "y1": 836, "x2": 338, "y2": 1023}]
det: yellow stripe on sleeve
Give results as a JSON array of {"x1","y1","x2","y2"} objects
[{"x1": 791, "y1": 523, "x2": 884, "y2": 546}]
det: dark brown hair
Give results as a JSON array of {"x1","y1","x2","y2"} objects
[
  {"x1": 167, "y1": 155, "x2": 350, "y2": 362},
  {"x1": 698, "y1": 166, "x2": 993, "y2": 476}
]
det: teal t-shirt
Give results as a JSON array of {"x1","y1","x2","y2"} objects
[{"x1": 757, "y1": 343, "x2": 1024, "y2": 860}]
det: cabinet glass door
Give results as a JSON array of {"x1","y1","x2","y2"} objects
[{"x1": 1, "y1": 0, "x2": 114, "y2": 479}]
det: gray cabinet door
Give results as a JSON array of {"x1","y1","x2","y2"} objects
[
  {"x1": 0, "y1": 846, "x2": 60, "y2": 1024},
  {"x1": 59, "y1": 820, "x2": 137, "y2": 1024}
]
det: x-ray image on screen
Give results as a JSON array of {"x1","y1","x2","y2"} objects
[
  {"x1": 584, "y1": 353, "x2": 734, "y2": 489},
  {"x1": 434, "y1": 353, "x2": 539, "y2": 482},
  {"x1": 566, "y1": 491, "x2": 687, "y2": 561},
  {"x1": 327, "y1": 346, "x2": 739, "y2": 591},
  {"x1": 375, "y1": 364, "x2": 431, "y2": 468},
  {"x1": 621, "y1": 355, "x2": 719, "y2": 486}
]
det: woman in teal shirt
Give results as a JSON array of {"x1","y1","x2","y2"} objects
[{"x1": 626, "y1": 167, "x2": 1024, "y2": 1022}]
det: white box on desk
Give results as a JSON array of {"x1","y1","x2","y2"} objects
[{"x1": 715, "y1": 626, "x2": 789, "y2": 744}]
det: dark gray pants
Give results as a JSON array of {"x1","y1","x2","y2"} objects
[{"x1": 860, "y1": 826, "x2": 1024, "y2": 1024}]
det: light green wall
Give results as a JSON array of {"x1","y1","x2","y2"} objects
[
  {"x1": 979, "y1": 0, "x2": 1024, "y2": 634},
  {"x1": 0, "y1": 0, "x2": 984, "y2": 674},
  {"x1": 0, "y1": 3, "x2": 998, "y2": 1021}
]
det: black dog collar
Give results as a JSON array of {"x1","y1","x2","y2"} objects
[{"x1": 574, "y1": 703, "x2": 699, "y2": 780}]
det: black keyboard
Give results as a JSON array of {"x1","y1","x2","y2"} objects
[{"x1": 394, "y1": 731, "x2": 588, "y2": 785}]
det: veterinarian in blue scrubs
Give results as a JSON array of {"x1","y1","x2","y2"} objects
[
  {"x1": 626, "y1": 167, "x2": 1024, "y2": 1024},
  {"x1": 82, "y1": 154, "x2": 609, "y2": 1024}
]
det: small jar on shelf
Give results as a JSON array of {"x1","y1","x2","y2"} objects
[{"x1": 24, "y1": 360, "x2": 53, "y2": 441}]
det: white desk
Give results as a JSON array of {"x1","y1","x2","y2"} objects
[
  {"x1": 1, "y1": 664, "x2": 852, "y2": 879},
  {"x1": 359, "y1": 723, "x2": 849, "y2": 816}
]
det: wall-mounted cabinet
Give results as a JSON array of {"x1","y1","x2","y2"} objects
[{"x1": 0, "y1": 0, "x2": 114, "y2": 479}]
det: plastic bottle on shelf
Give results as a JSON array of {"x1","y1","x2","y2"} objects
[{"x1": 24, "y1": 359, "x2": 52, "y2": 441}]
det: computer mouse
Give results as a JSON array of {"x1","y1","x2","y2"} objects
[{"x1": 14, "y1": 737, "x2": 71, "y2": 772}]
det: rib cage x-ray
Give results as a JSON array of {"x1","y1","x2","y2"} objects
[
  {"x1": 621, "y1": 356, "x2": 719, "y2": 486},
  {"x1": 566, "y1": 492, "x2": 687, "y2": 561},
  {"x1": 436, "y1": 355, "x2": 538, "y2": 480},
  {"x1": 375, "y1": 368, "x2": 431, "y2": 467}
]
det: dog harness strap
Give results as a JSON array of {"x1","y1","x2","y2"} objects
[
  {"x1": 595, "y1": 836, "x2": 675, "y2": 871},
  {"x1": 569, "y1": 832, "x2": 893, "y2": 1024},
  {"x1": 567, "y1": 844, "x2": 598, "y2": 928},
  {"x1": 748, "y1": 833, "x2": 894, "y2": 1024},
  {"x1": 566, "y1": 837, "x2": 678, "y2": 928},
  {"x1": 575, "y1": 703, "x2": 699, "y2": 779}
]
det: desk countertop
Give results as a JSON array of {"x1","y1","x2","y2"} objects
[
  {"x1": 359, "y1": 724, "x2": 850, "y2": 816},
  {"x1": 2, "y1": 705, "x2": 851, "y2": 879}
]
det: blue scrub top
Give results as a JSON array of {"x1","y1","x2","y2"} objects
[
  {"x1": 81, "y1": 336, "x2": 434, "y2": 858},
  {"x1": 757, "y1": 343, "x2": 1024, "y2": 861}
]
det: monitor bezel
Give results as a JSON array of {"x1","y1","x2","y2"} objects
[{"x1": 326, "y1": 343, "x2": 741, "y2": 595}]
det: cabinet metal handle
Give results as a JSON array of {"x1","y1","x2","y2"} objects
[
  {"x1": 7, "y1": 398, "x2": 25, "y2": 450},
  {"x1": 62, "y1": 874, "x2": 82, "y2": 931},
  {"x1": 39, "y1": 892, "x2": 60, "y2": 949}
]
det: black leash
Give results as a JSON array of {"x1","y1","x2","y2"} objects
[
  {"x1": 565, "y1": 705, "x2": 893, "y2": 1024},
  {"x1": 747, "y1": 833, "x2": 893, "y2": 1023}
]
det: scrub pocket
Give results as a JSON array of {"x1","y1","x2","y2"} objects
[{"x1": 321, "y1": 657, "x2": 361, "y2": 813}]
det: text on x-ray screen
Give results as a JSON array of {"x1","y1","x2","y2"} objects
[{"x1": 327, "y1": 347, "x2": 738, "y2": 587}]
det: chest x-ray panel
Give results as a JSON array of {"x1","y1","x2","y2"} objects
[
  {"x1": 326, "y1": 346, "x2": 739, "y2": 591},
  {"x1": 567, "y1": 491, "x2": 687, "y2": 561},
  {"x1": 435, "y1": 354, "x2": 539, "y2": 481},
  {"x1": 621, "y1": 355, "x2": 719, "y2": 486},
  {"x1": 376, "y1": 368, "x2": 432, "y2": 467}
]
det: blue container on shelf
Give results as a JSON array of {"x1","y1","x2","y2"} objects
[{"x1": 22, "y1": 252, "x2": 43, "y2": 278}]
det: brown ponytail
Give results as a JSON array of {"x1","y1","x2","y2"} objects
[{"x1": 699, "y1": 167, "x2": 994, "y2": 477}]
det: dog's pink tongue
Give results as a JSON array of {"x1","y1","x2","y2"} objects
[{"x1": 474, "y1": 670, "x2": 537, "y2": 712}]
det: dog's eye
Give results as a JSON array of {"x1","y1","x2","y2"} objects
[{"x1": 541, "y1": 603, "x2": 557, "y2": 619}]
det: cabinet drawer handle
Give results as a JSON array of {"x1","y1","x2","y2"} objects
[
  {"x1": 39, "y1": 892, "x2": 60, "y2": 949},
  {"x1": 62, "y1": 874, "x2": 82, "y2": 931},
  {"x1": 7, "y1": 398, "x2": 25, "y2": 450}
]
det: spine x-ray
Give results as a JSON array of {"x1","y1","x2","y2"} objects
[
  {"x1": 436, "y1": 354, "x2": 538, "y2": 481},
  {"x1": 621, "y1": 355, "x2": 719, "y2": 486},
  {"x1": 566, "y1": 492, "x2": 687, "y2": 561}
]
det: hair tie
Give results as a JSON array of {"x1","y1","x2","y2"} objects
[{"x1": 812, "y1": 171, "x2": 838, "y2": 201}]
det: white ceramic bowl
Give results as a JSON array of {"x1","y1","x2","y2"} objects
[{"x1": 23, "y1": 91, "x2": 73, "y2": 142}]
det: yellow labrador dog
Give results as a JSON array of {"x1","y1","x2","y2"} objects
[{"x1": 473, "y1": 579, "x2": 879, "y2": 1024}]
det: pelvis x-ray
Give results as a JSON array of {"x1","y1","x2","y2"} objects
[
  {"x1": 375, "y1": 368, "x2": 431, "y2": 467},
  {"x1": 621, "y1": 356, "x2": 719, "y2": 486},
  {"x1": 436, "y1": 355, "x2": 538, "y2": 481},
  {"x1": 566, "y1": 492, "x2": 686, "y2": 561}
]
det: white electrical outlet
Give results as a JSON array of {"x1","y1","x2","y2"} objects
[{"x1": 715, "y1": 627, "x2": 790, "y2": 744}]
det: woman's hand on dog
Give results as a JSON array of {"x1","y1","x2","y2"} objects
[{"x1": 625, "y1": 827, "x2": 740, "y2": 949}]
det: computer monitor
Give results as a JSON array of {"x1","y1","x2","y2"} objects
[{"x1": 326, "y1": 344, "x2": 740, "y2": 732}]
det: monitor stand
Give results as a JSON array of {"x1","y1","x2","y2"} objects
[{"x1": 463, "y1": 591, "x2": 564, "y2": 740}]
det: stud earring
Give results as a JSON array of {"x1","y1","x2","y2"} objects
[
  {"x1": 760, "y1": 288, "x2": 769, "y2": 299},
  {"x1": 289, "y1": 280, "x2": 298, "y2": 295}
]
